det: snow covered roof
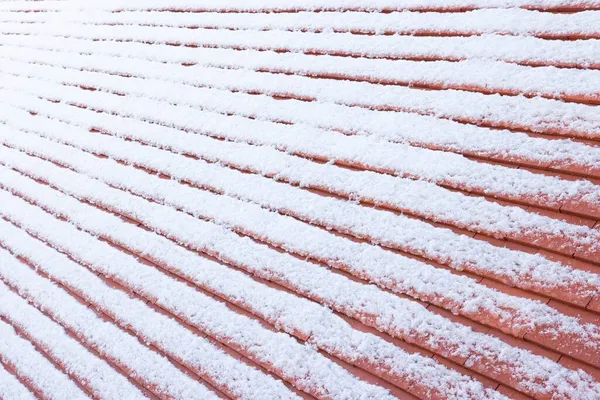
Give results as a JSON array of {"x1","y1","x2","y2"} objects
[{"x1": 0, "y1": 1, "x2": 599, "y2": 399}]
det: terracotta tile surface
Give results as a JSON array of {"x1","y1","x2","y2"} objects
[{"x1": 0, "y1": 1, "x2": 598, "y2": 399}]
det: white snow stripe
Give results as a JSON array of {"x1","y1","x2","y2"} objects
[
  {"x1": 0, "y1": 220, "x2": 298, "y2": 400},
  {"x1": 0, "y1": 318, "x2": 89, "y2": 400},
  {"x1": 0, "y1": 60, "x2": 597, "y2": 220},
  {"x1": 0, "y1": 363, "x2": 36, "y2": 400},
  {"x1": 2, "y1": 22, "x2": 599, "y2": 100},
  {"x1": 3, "y1": 8, "x2": 600, "y2": 39},
  {"x1": 1, "y1": 88, "x2": 597, "y2": 309},
  {"x1": 0, "y1": 134, "x2": 598, "y2": 399},
  {"x1": 0, "y1": 120, "x2": 598, "y2": 367},
  {"x1": 0, "y1": 246, "x2": 221, "y2": 400},
  {"x1": 2, "y1": 0, "x2": 600, "y2": 12},
  {"x1": 0, "y1": 177, "x2": 394, "y2": 400},
  {"x1": 0, "y1": 277, "x2": 147, "y2": 400},
  {"x1": 2, "y1": 32, "x2": 598, "y2": 140},
  {"x1": 1, "y1": 35, "x2": 598, "y2": 175},
  {"x1": 0, "y1": 159, "x2": 507, "y2": 400},
  {"x1": 2, "y1": 19, "x2": 599, "y2": 68}
]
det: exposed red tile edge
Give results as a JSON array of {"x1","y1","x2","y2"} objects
[
  {"x1": 588, "y1": 296, "x2": 600, "y2": 313},
  {"x1": 560, "y1": 355, "x2": 600, "y2": 382},
  {"x1": 497, "y1": 384, "x2": 534, "y2": 400}
]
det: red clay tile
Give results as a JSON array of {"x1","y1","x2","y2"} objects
[
  {"x1": 479, "y1": 278, "x2": 550, "y2": 305},
  {"x1": 3, "y1": 6, "x2": 600, "y2": 400},
  {"x1": 433, "y1": 355, "x2": 499, "y2": 390},
  {"x1": 588, "y1": 296, "x2": 600, "y2": 313},
  {"x1": 488, "y1": 330, "x2": 561, "y2": 363},
  {"x1": 526, "y1": 206, "x2": 597, "y2": 228},
  {"x1": 538, "y1": 250, "x2": 600, "y2": 276},
  {"x1": 548, "y1": 161, "x2": 600, "y2": 181},
  {"x1": 427, "y1": 304, "x2": 490, "y2": 336},
  {"x1": 497, "y1": 384, "x2": 533, "y2": 400},
  {"x1": 574, "y1": 244, "x2": 600, "y2": 266},
  {"x1": 547, "y1": 300, "x2": 600, "y2": 325},
  {"x1": 561, "y1": 196, "x2": 600, "y2": 221},
  {"x1": 525, "y1": 300, "x2": 600, "y2": 367},
  {"x1": 472, "y1": 234, "x2": 538, "y2": 255},
  {"x1": 559, "y1": 356, "x2": 600, "y2": 381}
]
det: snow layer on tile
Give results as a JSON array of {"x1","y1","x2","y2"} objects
[
  {"x1": 0, "y1": 317, "x2": 89, "y2": 400},
  {"x1": 0, "y1": 219, "x2": 299, "y2": 400},
  {"x1": 0, "y1": 276, "x2": 146, "y2": 399},
  {"x1": 0, "y1": 243, "x2": 221, "y2": 400},
  {"x1": 3, "y1": 15, "x2": 600, "y2": 67},
  {"x1": 4, "y1": 0, "x2": 600, "y2": 12},
  {"x1": 0, "y1": 132, "x2": 598, "y2": 398},
  {"x1": 0, "y1": 144, "x2": 508, "y2": 400},
  {"x1": 1, "y1": 86, "x2": 599, "y2": 307},
  {"x1": 2, "y1": 31, "x2": 599, "y2": 139},
  {"x1": 0, "y1": 363, "x2": 35, "y2": 400},
  {"x1": 3, "y1": 9, "x2": 600, "y2": 39},
  {"x1": 3, "y1": 21, "x2": 600, "y2": 98},
  {"x1": 1, "y1": 34, "x2": 599, "y2": 168},
  {"x1": 1, "y1": 1, "x2": 600, "y2": 399},
  {"x1": 0, "y1": 58, "x2": 597, "y2": 212},
  {"x1": 0, "y1": 173, "x2": 398, "y2": 400},
  {"x1": 0, "y1": 121, "x2": 598, "y2": 348}
]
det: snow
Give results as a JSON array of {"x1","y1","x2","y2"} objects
[
  {"x1": 0, "y1": 120, "x2": 598, "y2": 345},
  {"x1": 3, "y1": 21, "x2": 600, "y2": 98},
  {"x1": 0, "y1": 128, "x2": 598, "y2": 399},
  {"x1": 0, "y1": 218, "x2": 294, "y2": 400},
  {"x1": 0, "y1": 58, "x2": 598, "y2": 210},
  {"x1": 0, "y1": 362, "x2": 36, "y2": 400},
  {"x1": 3, "y1": 0, "x2": 600, "y2": 12},
  {"x1": 0, "y1": 276, "x2": 146, "y2": 399},
  {"x1": 4, "y1": 9, "x2": 600, "y2": 39},
  {"x1": 3, "y1": 17, "x2": 600, "y2": 67},
  {"x1": 1, "y1": 33, "x2": 599, "y2": 163},
  {"x1": 0, "y1": 318, "x2": 88, "y2": 400},
  {"x1": 0, "y1": 1, "x2": 599, "y2": 399},
  {"x1": 2, "y1": 30, "x2": 599, "y2": 139},
  {"x1": 1, "y1": 97, "x2": 597, "y2": 304},
  {"x1": 0, "y1": 169, "x2": 397, "y2": 400}
]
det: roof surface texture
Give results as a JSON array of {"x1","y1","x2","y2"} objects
[{"x1": 0, "y1": 1, "x2": 599, "y2": 399}]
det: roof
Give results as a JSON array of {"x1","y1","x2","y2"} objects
[{"x1": 0, "y1": 1, "x2": 599, "y2": 399}]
